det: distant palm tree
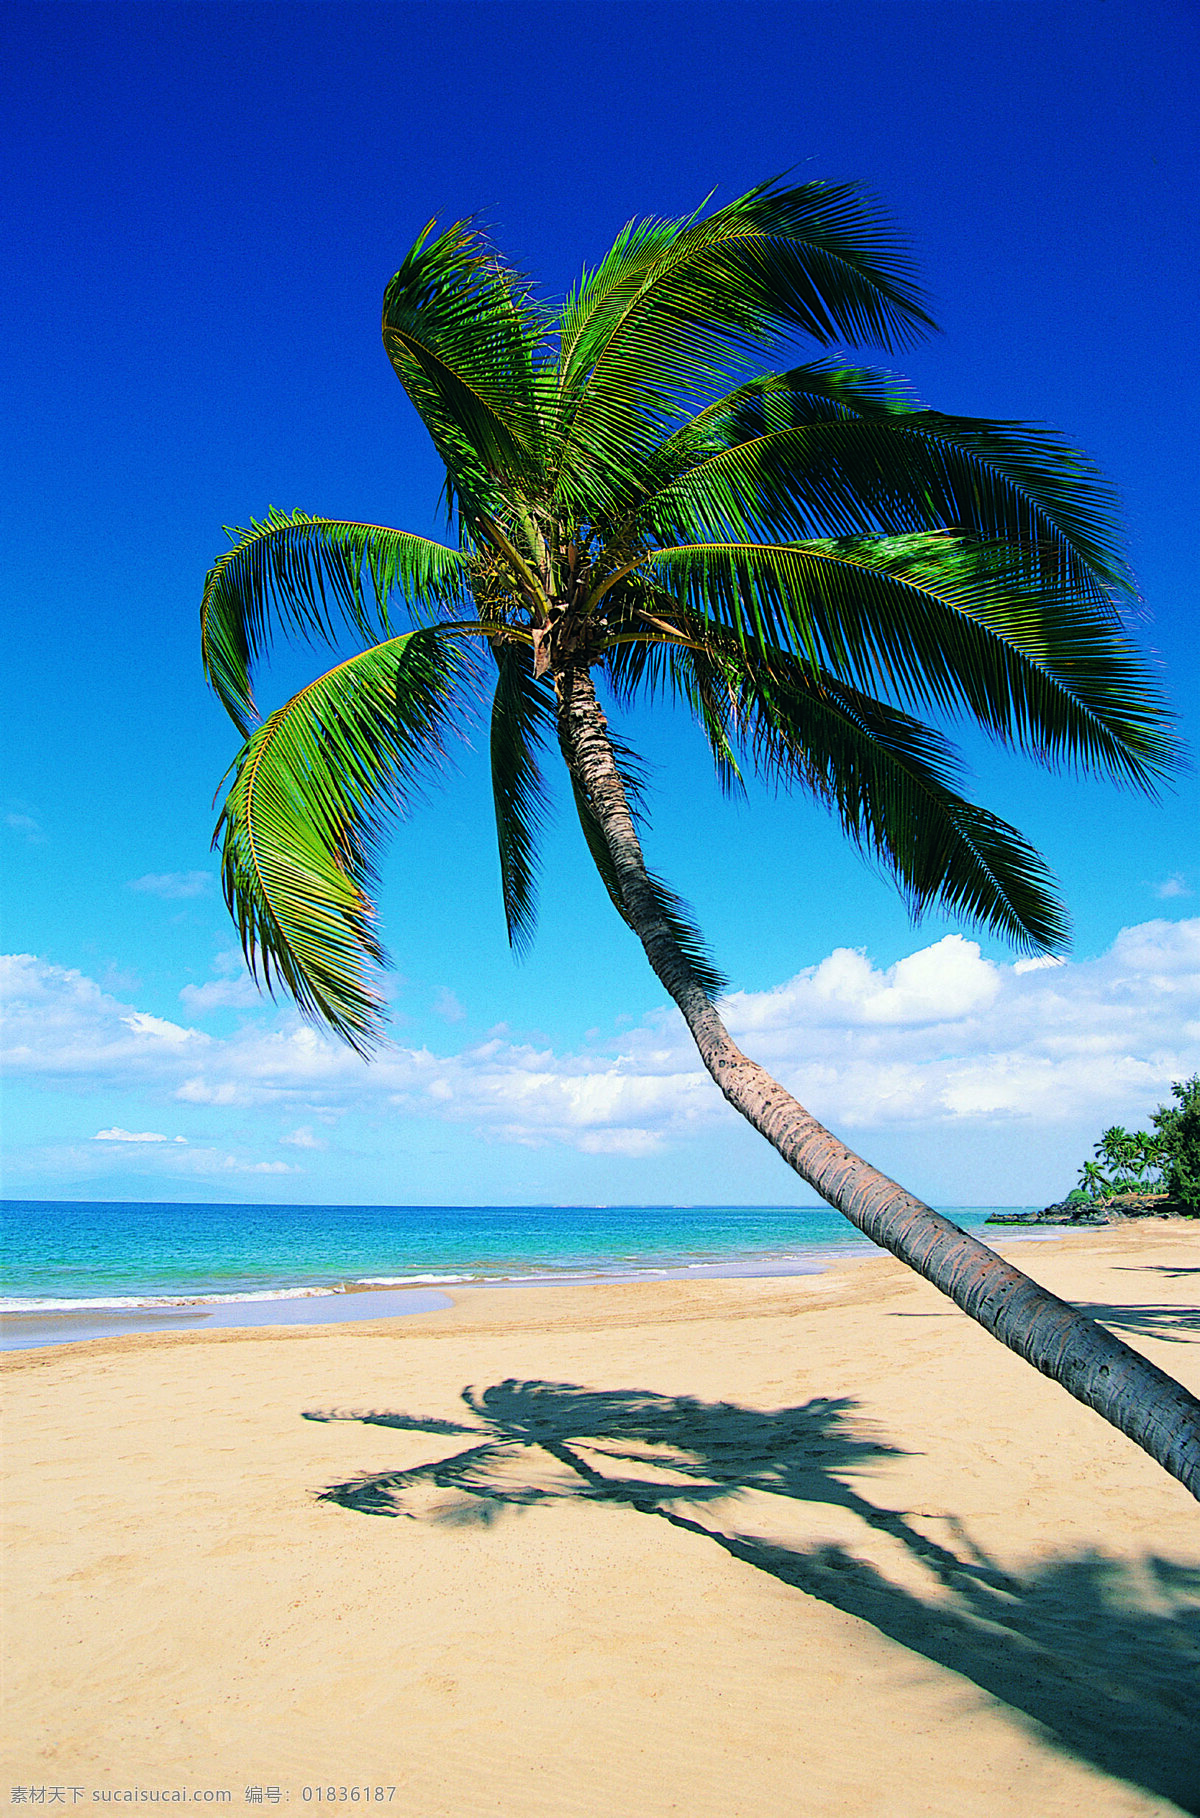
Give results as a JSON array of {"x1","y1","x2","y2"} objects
[
  {"x1": 1098, "y1": 1125, "x2": 1137, "y2": 1180},
  {"x1": 201, "y1": 180, "x2": 1198, "y2": 1495},
  {"x1": 1078, "y1": 1160, "x2": 1112, "y2": 1200},
  {"x1": 1096, "y1": 1124, "x2": 1168, "y2": 1192}
]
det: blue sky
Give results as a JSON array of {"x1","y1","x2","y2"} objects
[{"x1": 3, "y1": 0, "x2": 1198, "y2": 1206}]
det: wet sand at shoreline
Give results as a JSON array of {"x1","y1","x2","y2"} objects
[{"x1": 4, "y1": 1222, "x2": 1199, "y2": 1815}]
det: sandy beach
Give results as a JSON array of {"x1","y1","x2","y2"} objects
[{"x1": 4, "y1": 1222, "x2": 1199, "y2": 1816}]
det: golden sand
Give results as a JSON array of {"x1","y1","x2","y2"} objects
[{"x1": 4, "y1": 1222, "x2": 1199, "y2": 1816}]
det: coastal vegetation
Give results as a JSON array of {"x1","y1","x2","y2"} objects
[
  {"x1": 991, "y1": 1078, "x2": 1200, "y2": 1227},
  {"x1": 1072, "y1": 1077, "x2": 1200, "y2": 1215},
  {"x1": 200, "y1": 180, "x2": 1199, "y2": 1495}
]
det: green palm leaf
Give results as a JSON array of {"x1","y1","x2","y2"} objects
[
  {"x1": 647, "y1": 537, "x2": 1173, "y2": 786},
  {"x1": 382, "y1": 220, "x2": 547, "y2": 518},
  {"x1": 704, "y1": 359, "x2": 916, "y2": 432},
  {"x1": 635, "y1": 360, "x2": 913, "y2": 499},
  {"x1": 214, "y1": 629, "x2": 459, "y2": 1050},
  {"x1": 603, "y1": 635, "x2": 745, "y2": 799},
  {"x1": 553, "y1": 179, "x2": 935, "y2": 514},
  {"x1": 606, "y1": 630, "x2": 1065, "y2": 949},
  {"x1": 731, "y1": 649, "x2": 1070, "y2": 950},
  {"x1": 201, "y1": 510, "x2": 469, "y2": 734},
  {"x1": 637, "y1": 413, "x2": 1132, "y2": 601}
]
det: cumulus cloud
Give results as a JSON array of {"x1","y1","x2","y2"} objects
[
  {"x1": 0, "y1": 955, "x2": 211, "y2": 1077},
  {"x1": 728, "y1": 934, "x2": 1002, "y2": 1034},
  {"x1": 714, "y1": 921, "x2": 1200, "y2": 1130},
  {"x1": 142, "y1": 1148, "x2": 294, "y2": 1178},
  {"x1": 127, "y1": 870, "x2": 213, "y2": 899},
  {"x1": 93, "y1": 1127, "x2": 187, "y2": 1144},
  {"x1": 33, "y1": 1141, "x2": 297, "y2": 1182},
  {"x1": 179, "y1": 975, "x2": 262, "y2": 1012},
  {"x1": 179, "y1": 948, "x2": 263, "y2": 1014},
  {"x1": 3, "y1": 921, "x2": 1199, "y2": 1164},
  {"x1": 280, "y1": 1125, "x2": 326, "y2": 1150}
]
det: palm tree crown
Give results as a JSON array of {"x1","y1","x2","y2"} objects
[
  {"x1": 202, "y1": 179, "x2": 1172, "y2": 1048},
  {"x1": 201, "y1": 181, "x2": 1199, "y2": 1500}
]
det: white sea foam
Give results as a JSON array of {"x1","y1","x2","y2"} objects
[
  {"x1": 0, "y1": 1285, "x2": 342, "y2": 1315},
  {"x1": 354, "y1": 1273, "x2": 478, "y2": 1286}
]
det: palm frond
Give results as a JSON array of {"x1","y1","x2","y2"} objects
[
  {"x1": 382, "y1": 220, "x2": 546, "y2": 518},
  {"x1": 578, "y1": 361, "x2": 913, "y2": 543},
  {"x1": 651, "y1": 359, "x2": 915, "y2": 468},
  {"x1": 636, "y1": 412, "x2": 1133, "y2": 602},
  {"x1": 602, "y1": 637, "x2": 745, "y2": 799},
  {"x1": 553, "y1": 179, "x2": 934, "y2": 515},
  {"x1": 556, "y1": 213, "x2": 691, "y2": 384},
  {"x1": 730, "y1": 649, "x2": 1070, "y2": 950},
  {"x1": 201, "y1": 510, "x2": 469, "y2": 734},
  {"x1": 213, "y1": 630, "x2": 459, "y2": 1051},
  {"x1": 489, "y1": 644, "x2": 556, "y2": 954},
  {"x1": 647, "y1": 536, "x2": 1176, "y2": 787}
]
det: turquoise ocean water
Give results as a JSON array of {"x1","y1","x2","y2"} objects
[{"x1": 0, "y1": 1199, "x2": 1037, "y2": 1347}]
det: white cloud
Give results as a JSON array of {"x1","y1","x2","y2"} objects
[
  {"x1": 93, "y1": 1127, "x2": 187, "y2": 1144},
  {"x1": 176, "y1": 1078, "x2": 244, "y2": 1106},
  {"x1": 179, "y1": 949, "x2": 263, "y2": 1014},
  {"x1": 149, "y1": 1148, "x2": 294, "y2": 1177},
  {"x1": 720, "y1": 934, "x2": 1003, "y2": 1037},
  {"x1": 123, "y1": 1010, "x2": 201, "y2": 1045},
  {"x1": 280, "y1": 1125, "x2": 326, "y2": 1150},
  {"x1": 1154, "y1": 873, "x2": 1192, "y2": 900},
  {"x1": 127, "y1": 870, "x2": 213, "y2": 899},
  {"x1": 394, "y1": 1041, "x2": 714, "y2": 1152},
  {"x1": 180, "y1": 975, "x2": 261, "y2": 1012},
  {"x1": 0, "y1": 955, "x2": 212, "y2": 1076},
  {"x1": 4, "y1": 921, "x2": 1199, "y2": 1167},
  {"x1": 34, "y1": 1142, "x2": 298, "y2": 1182},
  {"x1": 577, "y1": 1128, "x2": 663, "y2": 1157},
  {"x1": 432, "y1": 986, "x2": 466, "y2": 1022},
  {"x1": 710, "y1": 920, "x2": 1200, "y2": 1130}
]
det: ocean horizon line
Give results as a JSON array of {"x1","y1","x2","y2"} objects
[{"x1": 2, "y1": 1195, "x2": 1022, "y2": 1211}]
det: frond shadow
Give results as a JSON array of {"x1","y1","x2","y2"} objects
[
  {"x1": 1078, "y1": 1300, "x2": 1200, "y2": 1343},
  {"x1": 304, "y1": 1381, "x2": 1200, "y2": 1811},
  {"x1": 1116, "y1": 1266, "x2": 1200, "y2": 1279}
]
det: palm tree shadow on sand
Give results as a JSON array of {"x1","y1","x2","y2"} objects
[{"x1": 304, "y1": 1381, "x2": 1200, "y2": 1812}]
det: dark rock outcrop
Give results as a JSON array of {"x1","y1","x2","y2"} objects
[{"x1": 987, "y1": 1193, "x2": 1181, "y2": 1226}]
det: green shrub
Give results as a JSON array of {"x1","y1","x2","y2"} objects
[{"x1": 1153, "y1": 1075, "x2": 1200, "y2": 1214}]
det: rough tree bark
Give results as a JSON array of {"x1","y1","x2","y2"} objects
[{"x1": 555, "y1": 660, "x2": 1200, "y2": 1501}]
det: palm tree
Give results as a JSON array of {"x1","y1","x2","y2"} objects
[
  {"x1": 201, "y1": 180, "x2": 1199, "y2": 1497},
  {"x1": 1098, "y1": 1125, "x2": 1137, "y2": 1186},
  {"x1": 1077, "y1": 1160, "x2": 1112, "y2": 1201}
]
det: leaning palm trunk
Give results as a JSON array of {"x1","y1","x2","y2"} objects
[{"x1": 557, "y1": 662, "x2": 1200, "y2": 1499}]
